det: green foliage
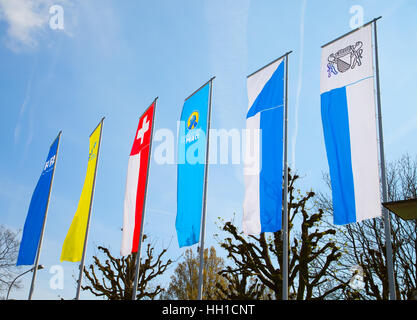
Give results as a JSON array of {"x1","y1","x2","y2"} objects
[{"x1": 163, "y1": 246, "x2": 227, "y2": 300}]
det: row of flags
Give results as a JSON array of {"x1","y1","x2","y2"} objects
[{"x1": 15, "y1": 17, "x2": 396, "y2": 300}]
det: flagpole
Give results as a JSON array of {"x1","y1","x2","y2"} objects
[
  {"x1": 282, "y1": 52, "x2": 291, "y2": 300},
  {"x1": 28, "y1": 131, "x2": 62, "y2": 300},
  {"x1": 131, "y1": 98, "x2": 158, "y2": 300},
  {"x1": 197, "y1": 77, "x2": 215, "y2": 300},
  {"x1": 75, "y1": 117, "x2": 104, "y2": 300},
  {"x1": 373, "y1": 18, "x2": 396, "y2": 300}
]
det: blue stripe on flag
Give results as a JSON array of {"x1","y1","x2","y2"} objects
[
  {"x1": 259, "y1": 106, "x2": 283, "y2": 232},
  {"x1": 321, "y1": 87, "x2": 356, "y2": 225},
  {"x1": 17, "y1": 137, "x2": 59, "y2": 266}
]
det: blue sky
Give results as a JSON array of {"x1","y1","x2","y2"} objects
[{"x1": 1, "y1": 0, "x2": 416, "y2": 300}]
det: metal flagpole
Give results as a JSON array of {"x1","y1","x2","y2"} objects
[
  {"x1": 131, "y1": 98, "x2": 158, "y2": 300},
  {"x1": 28, "y1": 131, "x2": 62, "y2": 300},
  {"x1": 197, "y1": 77, "x2": 215, "y2": 300},
  {"x1": 373, "y1": 18, "x2": 396, "y2": 300},
  {"x1": 282, "y1": 52, "x2": 291, "y2": 301},
  {"x1": 75, "y1": 117, "x2": 105, "y2": 300}
]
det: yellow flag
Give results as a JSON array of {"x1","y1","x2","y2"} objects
[{"x1": 60, "y1": 120, "x2": 103, "y2": 262}]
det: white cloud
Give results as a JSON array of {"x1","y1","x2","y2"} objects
[
  {"x1": 0, "y1": 0, "x2": 57, "y2": 50},
  {"x1": 290, "y1": 0, "x2": 307, "y2": 169}
]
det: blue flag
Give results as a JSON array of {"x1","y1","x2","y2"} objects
[
  {"x1": 16, "y1": 134, "x2": 61, "y2": 266},
  {"x1": 176, "y1": 82, "x2": 210, "y2": 247}
]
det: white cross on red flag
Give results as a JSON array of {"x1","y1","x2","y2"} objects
[{"x1": 121, "y1": 101, "x2": 155, "y2": 256}]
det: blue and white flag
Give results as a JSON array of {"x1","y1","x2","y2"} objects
[
  {"x1": 243, "y1": 58, "x2": 285, "y2": 235},
  {"x1": 320, "y1": 24, "x2": 381, "y2": 225},
  {"x1": 17, "y1": 134, "x2": 60, "y2": 265},
  {"x1": 176, "y1": 82, "x2": 211, "y2": 247}
]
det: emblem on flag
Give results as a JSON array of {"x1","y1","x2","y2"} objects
[
  {"x1": 136, "y1": 115, "x2": 150, "y2": 144},
  {"x1": 187, "y1": 111, "x2": 199, "y2": 130},
  {"x1": 43, "y1": 155, "x2": 56, "y2": 173},
  {"x1": 88, "y1": 142, "x2": 98, "y2": 161},
  {"x1": 327, "y1": 41, "x2": 364, "y2": 77}
]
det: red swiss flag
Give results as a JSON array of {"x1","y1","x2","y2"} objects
[{"x1": 131, "y1": 102, "x2": 155, "y2": 252}]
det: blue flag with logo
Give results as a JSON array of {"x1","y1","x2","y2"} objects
[
  {"x1": 176, "y1": 82, "x2": 210, "y2": 247},
  {"x1": 16, "y1": 134, "x2": 60, "y2": 265}
]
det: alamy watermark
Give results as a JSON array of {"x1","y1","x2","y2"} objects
[
  {"x1": 349, "y1": 5, "x2": 364, "y2": 29},
  {"x1": 151, "y1": 122, "x2": 262, "y2": 176},
  {"x1": 49, "y1": 5, "x2": 64, "y2": 30},
  {"x1": 49, "y1": 265, "x2": 64, "y2": 290}
]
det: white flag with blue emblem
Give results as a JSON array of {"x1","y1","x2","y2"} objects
[{"x1": 320, "y1": 24, "x2": 381, "y2": 225}]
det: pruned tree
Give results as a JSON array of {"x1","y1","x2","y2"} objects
[
  {"x1": 163, "y1": 246, "x2": 227, "y2": 300},
  {"x1": 217, "y1": 170, "x2": 348, "y2": 300},
  {"x1": 215, "y1": 269, "x2": 272, "y2": 300},
  {"x1": 318, "y1": 153, "x2": 417, "y2": 300},
  {"x1": 0, "y1": 225, "x2": 21, "y2": 298},
  {"x1": 82, "y1": 237, "x2": 173, "y2": 300}
]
